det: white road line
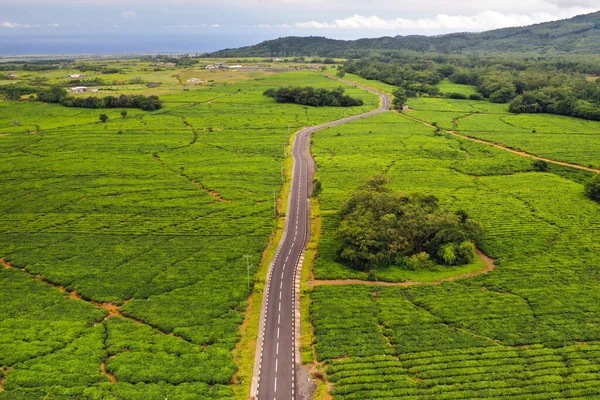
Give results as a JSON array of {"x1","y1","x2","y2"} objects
[
  {"x1": 276, "y1": 342, "x2": 279, "y2": 354},
  {"x1": 279, "y1": 302, "x2": 281, "y2": 312},
  {"x1": 277, "y1": 327, "x2": 280, "y2": 339},
  {"x1": 274, "y1": 377, "x2": 277, "y2": 392},
  {"x1": 275, "y1": 358, "x2": 278, "y2": 373},
  {"x1": 278, "y1": 313, "x2": 280, "y2": 324}
]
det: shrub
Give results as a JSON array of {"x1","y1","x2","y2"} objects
[
  {"x1": 446, "y1": 92, "x2": 468, "y2": 100},
  {"x1": 584, "y1": 174, "x2": 600, "y2": 202},
  {"x1": 533, "y1": 160, "x2": 549, "y2": 172},
  {"x1": 469, "y1": 93, "x2": 484, "y2": 100}
]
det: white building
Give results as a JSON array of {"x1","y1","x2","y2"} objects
[
  {"x1": 67, "y1": 74, "x2": 87, "y2": 79},
  {"x1": 71, "y1": 87, "x2": 89, "y2": 93},
  {"x1": 229, "y1": 65, "x2": 243, "y2": 69},
  {"x1": 186, "y1": 78, "x2": 202, "y2": 84}
]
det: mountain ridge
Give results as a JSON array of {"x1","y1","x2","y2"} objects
[{"x1": 205, "y1": 10, "x2": 600, "y2": 57}]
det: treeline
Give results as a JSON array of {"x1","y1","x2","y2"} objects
[
  {"x1": 1, "y1": 85, "x2": 162, "y2": 111},
  {"x1": 204, "y1": 12, "x2": 600, "y2": 57},
  {"x1": 38, "y1": 87, "x2": 162, "y2": 111},
  {"x1": 140, "y1": 54, "x2": 200, "y2": 67},
  {"x1": 341, "y1": 53, "x2": 600, "y2": 120},
  {"x1": 264, "y1": 86, "x2": 363, "y2": 107}
]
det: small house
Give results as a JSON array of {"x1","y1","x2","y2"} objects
[
  {"x1": 7, "y1": 74, "x2": 19, "y2": 80},
  {"x1": 186, "y1": 78, "x2": 202, "y2": 84},
  {"x1": 229, "y1": 65, "x2": 243, "y2": 69},
  {"x1": 273, "y1": 58, "x2": 284, "y2": 62},
  {"x1": 71, "y1": 87, "x2": 89, "y2": 93},
  {"x1": 67, "y1": 74, "x2": 87, "y2": 79}
]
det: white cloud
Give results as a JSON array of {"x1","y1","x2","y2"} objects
[
  {"x1": 0, "y1": 20, "x2": 42, "y2": 28},
  {"x1": 258, "y1": 23, "x2": 291, "y2": 28},
  {"x1": 294, "y1": 10, "x2": 594, "y2": 31}
]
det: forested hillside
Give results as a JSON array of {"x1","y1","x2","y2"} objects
[{"x1": 205, "y1": 10, "x2": 600, "y2": 57}]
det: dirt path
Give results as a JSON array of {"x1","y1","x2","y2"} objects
[
  {"x1": 1, "y1": 258, "x2": 185, "y2": 340},
  {"x1": 152, "y1": 154, "x2": 231, "y2": 202},
  {"x1": 307, "y1": 250, "x2": 495, "y2": 288},
  {"x1": 400, "y1": 112, "x2": 600, "y2": 174},
  {"x1": 100, "y1": 356, "x2": 118, "y2": 384}
]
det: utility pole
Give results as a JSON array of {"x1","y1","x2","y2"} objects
[{"x1": 243, "y1": 255, "x2": 252, "y2": 289}]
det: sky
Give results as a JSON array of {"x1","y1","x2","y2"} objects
[{"x1": 0, "y1": 0, "x2": 598, "y2": 54}]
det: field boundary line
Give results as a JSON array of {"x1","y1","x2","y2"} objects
[
  {"x1": 0, "y1": 258, "x2": 190, "y2": 344},
  {"x1": 307, "y1": 249, "x2": 495, "y2": 288},
  {"x1": 399, "y1": 112, "x2": 600, "y2": 174}
]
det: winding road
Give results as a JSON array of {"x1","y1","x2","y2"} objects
[{"x1": 251, "y1": 77, "x2": 390, "y2": 400}]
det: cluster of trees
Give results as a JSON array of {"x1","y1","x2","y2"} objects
[
  {"x1": 35, "y1": 86, "x2": 162, "y2": 111},
  {"x1": 140, "y1": 54, "x2": 200, "y2": 67},
  {"x1": 339, "y1": 53, "x2": 600, "y2": 120},
  {"x1": 336, "y1": 176, "x2": 484, "y2": 272},
  {"x1": 264, "y1": 86, "x2": 363, "y2": 107},
  {"x1": 509, "y1": 88, "x2": 600, "y2": 120}
]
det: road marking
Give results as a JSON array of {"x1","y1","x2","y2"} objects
[
  {"x1": 277, "y1": 327, "x2": 280, "y2": 339},
  {"x1": 275, "y1": 358, "x2": 278, "y2": 372},
  {"x1": 274, "y1": 377, "x2": 277, "y2": 392},
  {"x1": 276, "y1": 342, "x2": 279, "y2": 354},
  {"x1": 278, "y1": 302, "x2": 281, "y2": 312},
  {"x1": 278, "y1": 313, "x2": 280, "y2": 324}
]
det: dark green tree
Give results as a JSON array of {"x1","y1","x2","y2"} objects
[{"x1": 584, "y1": 174, "x2": 600, "y2": 202}]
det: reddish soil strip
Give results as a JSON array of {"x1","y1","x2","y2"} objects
[
  {"x1": 0, "y1": 367, "x2": 8, "y2": 392},
  {"x1": 100, "y1": 357, "x2": 118, "y2": 384},
  {"x1": 307, "y1": 250, "x2": 495, "y2": 288},
  {"x1": 152, "y1": 154, "x2": 231, "y2": 202},
  {"x1": 401, "y1": 112, "x2": 600, "y2": 174},
  {"x1": 0, "y1": 258, "x2": 179, "y2": 337}
]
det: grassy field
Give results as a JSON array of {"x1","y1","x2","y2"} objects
[
  {"x1": 406, "y1": 97, "x2": 600, "y2": 168},
  {"x1": 0, "y1": 63, "x2": 378, "y2": 398},
  {"x1": 309, "y1": 111, "x2": 600, "y2": 398},
  {"x1": 436, "y1": 78, "x2": 478, "y2": 96}
]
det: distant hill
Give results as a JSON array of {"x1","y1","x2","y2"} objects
[{"x1": 205, "y1": 11, "x2": 600, "y2": 57}]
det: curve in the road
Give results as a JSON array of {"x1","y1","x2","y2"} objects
[{"x1": 250, "y1": 78, "x2": 390, "y2": 400}]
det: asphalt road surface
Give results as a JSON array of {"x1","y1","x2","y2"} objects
[{"x1": 254, "y1": 79, "x2": 390, "y2": 400}]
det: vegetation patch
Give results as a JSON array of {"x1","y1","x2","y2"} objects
[
  {"x1": 264, "y1": 86, "x2": 364, "y2": 107},
  {"x1": 336, "y1": 175, "x2": 483, "y2": 273}
]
